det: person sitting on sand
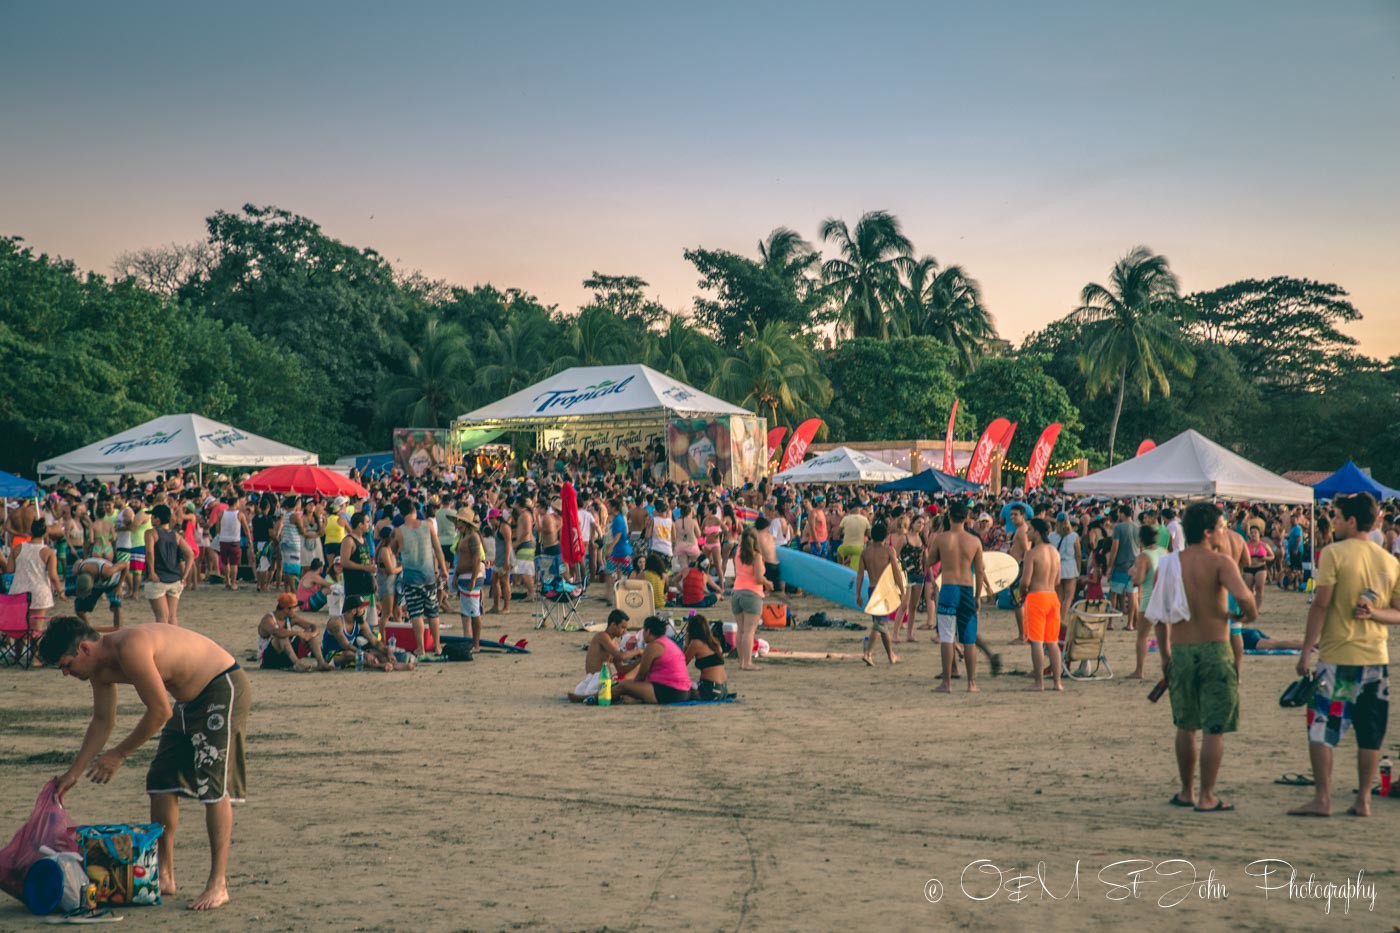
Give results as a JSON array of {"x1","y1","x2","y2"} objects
[
  {"x1": 855, "y1": 521, "x2": 905, "y2": 667},
  {"x1": 257, "y1": 593, "x2": 334, "y2": 671},
  {"x1": 683, "y1": 614, "x2": 729, "y2": 701},
  {"x1": 642, "y1": 553, "x2": 669, "y2": 608},
  {"x1": 322, "y1": 595, "x2": 410, "y2": 671},
  {"x1": 296, "y1": 558, "x2": 331, "y2": 612},
  {"x1": 673, "y1": 556, "x2": 721, "y2": 608},
  {"x1": 612, "y1": 616, "x2": 694, "y2": 705},
  {"x1": 568, "y1": 609, "x2": 641, "y2": 702}
]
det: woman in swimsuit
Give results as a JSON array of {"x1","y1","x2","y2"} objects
[
  {"x1": 1243, "y1": 525, "x2": 1273, "y2": 610},
  {"x1": 674, "y1": 504, "x2": 702, "y2": 569},
  {"x1": 892, "y1": 513, "x2": 928, "y2": 643},
  {"x1": 683, "y1": 614, "x2": 729, "y2": 700},
  {"x1": 702, "y1": 502, "x2": 724, "y2": 577},
  {"x1": 721, "y1": 504, "x2": 741, "y2": 575}
]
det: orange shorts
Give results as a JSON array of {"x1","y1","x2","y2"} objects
[{"x1": 1024, "y1": 591, "x2": 1061, "y2": 643}]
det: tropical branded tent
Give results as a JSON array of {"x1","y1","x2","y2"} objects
[
  {"x1": 773, "y1": 446, "x2": 911, "y2": 485},
  {"x1": 38, "y1": 414, "x2": 316, "y2": 478},
  {"x1": 454, "y1": 365, "x2": 767, "y2": 485}
]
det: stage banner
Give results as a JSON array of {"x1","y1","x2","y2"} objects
[
  {"x1": 965, "y1": 417, "x2": 1010, "y2": 484},
  {"x1": 778, "y1": 418, "x2": 823, "y2": 472},
  {"x1": 941, "y1": 400, "x2": 959, "y2": 474},
  {"x1": 540, "y1": 424, "x2": 664, "y2": 456},
  {"x1": 393, "y1": 429, "x2": 453, "y2": 477},
  {"x1": 1025, "y1": 423, "x2": 1064, "y2": 490},
  {"x1": 669, "y1": 415, "x2": 766, "y2": 485}
]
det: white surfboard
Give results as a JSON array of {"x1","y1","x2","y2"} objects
[
  {"x1": 935, "y1": 549, "x2": 1019, "y2": 594},
  {"x1": 862, "y1": 566, "x2": 903, "y2": 616}
]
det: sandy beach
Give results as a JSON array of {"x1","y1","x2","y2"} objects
[{"x1": 1, "y1": 586, "x2": 1393, "y2": 931}]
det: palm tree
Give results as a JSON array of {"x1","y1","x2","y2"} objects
[
  {"x1": 474, "y1": 309, "x2": 558, "y2": 400},
  {"x1": 904, "y1": 260, "x2": 997, "y2": 373},
  {"x1": 377, "y1": 319, "x2": 475, "y2": 428},
  {"x1": 1072, "y1": 246, "x2": 1196, "y2": 464},
  {"x1": 819, "y1": 210, "x2": 914, "y2": 339},
  {"x1": 757, "y1": 227, "x2": 820, "y2": 297},
  {"x1": 552, "y1": 306, "x2": 636, "y2": 371},
  {"x1": 710, "y1": 322, "x2": 832, "y2": 428},
  {"x1": 647, "y1": 314, "x2": 720, "y2": 388}
]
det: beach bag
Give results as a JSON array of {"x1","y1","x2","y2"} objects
[
  {"x1": 761, "y1": 604, "x2": 789, "y2": 628},
  {"x1": 1279, "y1": 672, "x2": 1318, "y2": 709},
  {"x1": 0, "y1": 780, "x2": 78, "y2": 901},
  {"x1": 77, "y1": 823, "x2": 163, "y2": 906}
]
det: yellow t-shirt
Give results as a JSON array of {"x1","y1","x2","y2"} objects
[
  {"x1": 839, "y1": 513, "x2": 870, "y2": 549},
  {"x1": 1316, "y1": 537, "x2": 1400, "y2": 665},
  {"x1": 644, "y1": 571, "x2": 666, "y2": 610}
]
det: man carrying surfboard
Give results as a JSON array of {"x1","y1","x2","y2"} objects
[
  {"x1": 856, "y1": 522, "x2": 905, "y2": 667},
  {"x1": 929, "y1": 501, "x2": 992, "y2": 693}
]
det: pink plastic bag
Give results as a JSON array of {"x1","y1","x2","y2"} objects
[{"x1": 0, "y1": 779, "x2": 79, "y2": 901}]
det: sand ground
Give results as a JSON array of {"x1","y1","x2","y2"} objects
[{"x1": 2, "y1": 580, "x2": 1396, "y2": 932}]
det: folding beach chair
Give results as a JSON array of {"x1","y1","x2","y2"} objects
[
  {"x1": 0, "y1": 592, "x2": 36, "y2": 669},
  {"x1": 534, "y1": 553, "x2": 584, "y2": 631},
  {"x1": 1062, "y1": 598, "x2": 1119, "y2": 681},
  {"x1": 613, "y1": 578, "x2": 655, "y2": 621}
]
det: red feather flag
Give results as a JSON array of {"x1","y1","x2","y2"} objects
[
  {"x1": 965, "y1": 418, "x2": 1010, "y2": 484},
  {"x1": 1025, "y1": 424, "x2": 1064, "y2": 490},
  {"x1": 778, "y1": 418, "x2": 823, "y2": 472},
  {"x1": 767, "y1": 427, "x2": 788, "y2": 462},
  {"x1": 941, "y1": 400, "x2": 959, "y2": 474},
  {"x1": 996, "y1": 421, "x2": 1018, "y2": 455},
  {"x1": 560, "y1": 482, "x2": 584, "y2": 568},
  {"x1": 1135, "y1": 439, "x2": 1156, "y2": 458}
]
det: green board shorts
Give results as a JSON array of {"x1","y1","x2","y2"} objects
[{"x1": 1168, "y1": 641, "x2": 1239, "y2": 735}]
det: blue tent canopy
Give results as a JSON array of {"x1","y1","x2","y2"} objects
[
  {"x1": 1312, "y1": 461, "x2": 1400, "y2": 501},
  {"x1": 0, "y1": 469, "x2": 40, "y2": 499},
  {"x1": 874, "y1": 468, "x2": 983, "y2": 495}
]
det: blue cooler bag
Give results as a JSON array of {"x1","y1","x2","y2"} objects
[{"x1": 77, "y1": 823, "x2": 163, "y2": 906}]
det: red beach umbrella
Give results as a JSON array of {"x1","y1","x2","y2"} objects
[{"x1": 241, "y1": 464, "x2": 368, "y2": 498}]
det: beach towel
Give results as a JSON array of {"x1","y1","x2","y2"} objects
[
  {"x1": 1143, "y1": 552, "x2": 1188, "y2": 625},
  {"x1": 563, "y1": 695, "x2": 737, "y2": 707}
]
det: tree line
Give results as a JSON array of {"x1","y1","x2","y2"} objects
[{"x1": 1, "y1": 204, "x2": 1394, "y2": 483}]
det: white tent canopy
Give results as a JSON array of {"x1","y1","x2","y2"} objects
[
  {"x1": 457, "y1": 364, "x2": 750, "y2": 424},
  {"x1": 38, "y1": 414, "x2": 317, "y2": 478},
  {"x1": 1062, "y1": 430, "x2": 1313, "y2": 504},
  {"x1": 773, "y1": 446, "x2": 912, "y2": 485}
]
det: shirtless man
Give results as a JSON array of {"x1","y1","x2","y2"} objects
[
  {"x1": 1007, "y1": 505, "x2": 1030, "y2": 644},
  {"x1": 72, "y1": 556, "x2": 130, "y2": 628},
  {"x1": 929, "y1": 501, "x2": 991, "y2": 693},
  {"x1": 1154, "y1": 502, "x2": 1256, "y2": 812},
  {"x1": 1017, "y1": 518, "x2": 1063, "y2": 691},
  {"x1": 753, "y1": 516, "x2": 785, "y2": 604},
  {"x1": 1217, "y1": 523, "x2": 1250, "y2": 676},
  {"x1": 5, "y1": 497, "x2": 37, "y2": 546},
  {"x1": 567, "y1": 609, "x2": 642, "y2": 702},
  {"x1": 855, "y1": 521, "x2": 906, "y2": 666},
  {"x1": 513, "y1": 496, "x2": 538, "y2": 601},
  {"x1": 40, "y1": 617, "x2": 251, "y2": 910}
]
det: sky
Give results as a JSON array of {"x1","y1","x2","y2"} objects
[{"x1": 3, "y1": 1, "x2": 1397, "y2": 357}]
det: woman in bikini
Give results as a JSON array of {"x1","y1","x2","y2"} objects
[
  {"x1": 701, "y1": 501, "x2": 724, "y2": 579},
  {"x1": 1243, "y1": 525, "x2": 1273, "y2": 610},
  {"x1": 893, "y1": 512, "x2": 929, "y2": 644},
  {"x1": 674, "y1": 504, "x2": 702, "y2": 570},
  {"x1": 683, "y1": 614, "x2": 729, "y2": 701}
]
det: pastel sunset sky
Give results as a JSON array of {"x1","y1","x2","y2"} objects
[{"x1": 3, "y1": 2, "x2": 1396, "y2": 356}]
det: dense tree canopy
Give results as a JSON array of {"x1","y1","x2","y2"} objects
[{"x1": 2, "y1": 207, "x2": 1393, "y2": 486}]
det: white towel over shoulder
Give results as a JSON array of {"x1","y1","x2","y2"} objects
[{"x1": 1144, "y1": 551, "x2": 1189, "y2": 625}]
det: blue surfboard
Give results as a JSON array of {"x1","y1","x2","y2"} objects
[{"x1": 776, "y1": 547, "x2": 869, "y2": 612}]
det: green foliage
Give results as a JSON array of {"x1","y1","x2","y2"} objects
[
  {"x1": 1072, "y1": 245, "x2": 1196, "y2": 464},
  {"x1": 821, "y1": 337, "x2": 966, "y2": 442},
  {"x1": 956, "y1": 356, "x2": 1083, "y2": 464},
  {"x1": 709, "y1": 323, "x2": 831, "y2": 429},
  {"x1": 820, "y1": 211, "x2": 914, "y2": 339},
  {"x1": 1185, "y1": 277, "x2": 1360, "y2": 395},
  {"x1": 646, "y1": 315, "x2": 721, "y2": 389},
  {"x1": 902, "y1": 258, "x2": 997, "y2": 374},
  {"x1": 684, "y1": 244, "x2": 823, "y2": 347}
]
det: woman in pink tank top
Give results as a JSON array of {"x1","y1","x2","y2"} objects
[{"x1": 614, "y1": 616, "x2": 693, "y2": 704}]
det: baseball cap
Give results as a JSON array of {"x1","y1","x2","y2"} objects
[
  {"x1": 1057, "y1": 511, "x2": 1070, "y2": 522},
  {"x1": 344, "y1": 595, "x2": 364, "y2": 612},
  {"x1": 978, "y1": 512, "x2": 992, "y2": 522},
  {"x1": 276, "y1": 593, "x2": 297, "y2": 609},
  {"x1": 487, "y1": 508, "x2": 503, "y2": 520}
]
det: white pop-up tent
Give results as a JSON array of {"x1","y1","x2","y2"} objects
[
  {"x1": 773, "y1": 446, "x2": 912, "y2": 485},
  {"x1": 455, "y1": 364, "x2": 767, "y2": 485},
  {"x1": 38, "y1": 414, "x2": 317, "y2": 478},
  {"x1": 1063, "y1": 430, "x2": 1313, "y2": 504}
]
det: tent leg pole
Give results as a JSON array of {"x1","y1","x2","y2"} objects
[{"x1": 1309, "y1": 500, "x2": 1315, "y2": 583}]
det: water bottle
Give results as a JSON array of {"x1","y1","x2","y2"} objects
[
  {"x1": 389, "y1": 634, "x2": 397, "y2": 655},
  {"x1": 1381, "y1": 755, "x2": 1393, "y2": 798},
  {"x1": 355, "y1": 649, "x2": 364, "y2": 671},
  {"x1": 598, "y1": 664, "x2": 613, "y2": 707}
]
